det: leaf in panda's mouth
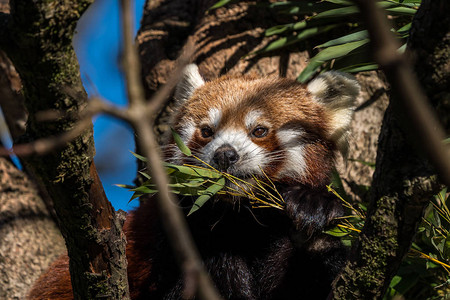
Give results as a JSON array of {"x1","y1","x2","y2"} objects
[{"x1": 118, "y1": 130, "x2": 285, "y2": 214}]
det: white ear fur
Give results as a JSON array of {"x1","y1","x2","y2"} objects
[
  {"x1": 174, "y1": 64, "x2": 205, "y2": 104},
  {"x1": 307, "y1": 71, "x2": 360, "y2": 157}
]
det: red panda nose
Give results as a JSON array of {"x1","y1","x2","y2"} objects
[{"x1": 213, "y1": 144, "x2": 240, "y2": 171}]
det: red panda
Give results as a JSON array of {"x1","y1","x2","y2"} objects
[{"x1": 28, "y1": 65, "x2": 360, "y2": 299}]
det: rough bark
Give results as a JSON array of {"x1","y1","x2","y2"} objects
[
  {"x1": 1, "y1": 1, "x2": 129, "y2": 299},
  {"x1": 0, "y1": 157, "x2": 66, "y2": 299},
  {"x1": 331, "y1": 0, "x2": 449, "y2": 298}
]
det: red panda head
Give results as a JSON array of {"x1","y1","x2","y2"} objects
[{"x1": 167, "y1": 64, "x2": 360, "y2": 187}]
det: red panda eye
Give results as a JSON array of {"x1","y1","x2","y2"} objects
[
  {"x1": 252, "y1": 126, "x2": 268, "y2": 138},
  {"x1": 201, "y1": 126, "x2": 214, "y2": 138}
]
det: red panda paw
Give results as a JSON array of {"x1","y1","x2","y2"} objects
[{"x1": 283, "y1": 186, "x2": 344, "y2": 246}]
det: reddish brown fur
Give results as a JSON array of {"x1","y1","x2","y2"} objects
[{"x1": 27, "y1": 255, "x2": 72, "y2": 299}]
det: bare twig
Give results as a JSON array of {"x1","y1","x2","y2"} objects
[
  {"x1": 119, "y1": 0, "x2": 222, "y2": 299},
  {"x1": 0, "y1": 97, "x2": 129, "y2": 157}
]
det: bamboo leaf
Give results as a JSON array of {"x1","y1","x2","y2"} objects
[
  {"x1": 171, "y1": 128, "x2": 192, "y2": 156},
  {"x1": 298, "y1": 39, "x2": 369, "y2": 82},
  {"x1": 130, "y1": 151, "x2": 148, "y2": 162},
  {"x1": 258, "y1": 25, "x2": 339, "y2": 54},
  {"x1": 313, "y1": 39, "x2": 369, "y2": 61},
  {"x1": 130, "y1": 185, "x2": 158, "y2": 194},
  {"x1": 323, "y1": 0, "x2": 353, "y2": 5},
  {"x1": 188, "y1": 177, "x2": 226, "y2": 216},
  {"x1": 386, "y1": 6, "x2": 417, "y2": 15},
  {"x1": 324, "y1": 226, "x2": 350, "y2": 237},
  {"x1": 165, "y1": 163, "x2": 222, "y2": 179},
  {"x1": 311, "y1": 6, "x2": 359, "y2": 19},
  {"x1": 396, "y1": 22, "x2": 412, "y2": 33},
  {"x1": 297, "y1": 60, "x2": 324, "y2": 83},
  {"x1": 338, "y1": 64, "x2": 379, "y2": 73},
  {"x1": 316, "y1": 30, "x2": 368, "y2": 48},
  {"x1": 138, "y1": 171, "x2": 152, "y2": 180},
  {"x1": 115, "y1": 184, "x2": 136, "y2": 189},
  {"x1": 272, "y1": 1, "x2": 344, "y2": 15},
  {"x1": 209, "y1": 0, "x2": 233, "y2": 10}
]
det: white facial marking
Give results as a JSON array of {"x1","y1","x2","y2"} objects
[
  {"x1": 200, "y1": 129, "x2": 268, "y2": 176},
  {"x1": 207, "y1": 108, "x2": 222, "y2": 128},
  {"x1": 276, "y1": 129, "x2": 307, "y2": 180},
  {"x1": 244, "y1": 110, "x2": 263, "y2": 129}
]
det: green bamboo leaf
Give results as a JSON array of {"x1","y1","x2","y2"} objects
[
  {"x1": 115, "y1": 184, "x2": 136, "y2": 189},
  {"x1": 165, "y1": 163, "x2": 222, "y2": 179},
  {"x1": 138, "y1": 171, "x2": 152, "y2": 180},
  {"x1": 297, "y1": 60, "x2": 324, "y2": 83},
  {"x1": 130, "y1": 151, "x2": 148, "y2": 162},
  {"x1": 265, "y1": 16, "x2": 345, "y2": 37},
  {"x1": 310, "y1": 6, "x2": 359, "y2": 19},
  {"x1": 265, "y1": 24, "x2": 293, "y2": 36},
  {"x1": 316, "y1": 30, "x2": 368, "y2": 48},
  {"x1": 129, "y1": 192, "x2": 142, "y2": 202},
  {"x1": 396, "y1": 22, "x2": 412, "y2": 33},
  {"x1": 312, "y1": 39, "x2": 370, "y2": 61},
  {"x1": 188, "y1": 177, "x2": 226, "y2": 216},
  {"x1": 331, "y1": 169, "x2": 350, "y2": 201},
  {"x1": 386, "y1": 6, "x2": 417, "y2": 15},
  {"x1": 274, "y1": 1, "x2": 344, "y2": 15},
  {"x1": 324, "y1": 226, "x2": 350, "y2": 237},
  {"x1": 209, "y1": 0, "x2": 233, "y2": 10},
  {"x1": 338, "y1": 64, "x2": 379, "y2": 73},
  {"x1": 298, "y1": 39, "x2": 369, "y2": 82},
  {"x1": 323, "y1": 0, "x2": 353, "y2": 5},
  {"x1": 169, "y1": 180, "x2": 207, "y2": 189},
  {"x1": 171, "y1": 128, "x2": 192, "y2": 156},
  {"x1": 130, "y1": 185, "x2": 158, "y2": 194},
  {"x1": 257, "y1": 25, "x2": 338, "y2": 54}
]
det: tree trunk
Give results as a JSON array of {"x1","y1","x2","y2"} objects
[
  {"x1": 1, "y1": 1, "x2": 129, "y2": 298},
  {"x1": 331, "y1": 0, "x2": 449, "y2": 298}
]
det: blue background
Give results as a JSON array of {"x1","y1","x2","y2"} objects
[{"x1": 74, "y1": 0, "x2": 147, "y2": 211}]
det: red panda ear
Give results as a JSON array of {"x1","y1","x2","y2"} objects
[
  {"x1": 307, "y1": 71, "x2": 360, "y2": 157},
  {"x1": 174, "y1": 64, "x2": 205, "y2": 104}
]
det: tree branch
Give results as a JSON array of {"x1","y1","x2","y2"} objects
[{"x1": 119, "y1": 0, "x2": 222, "y2": 298}]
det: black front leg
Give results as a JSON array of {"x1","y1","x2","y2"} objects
[
  {"x1": 282, "y1": 185, "x2": 348, "y2": 288},
  {"x1": 282, "y1": 186, "x2": 344, "y2": 245}
]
